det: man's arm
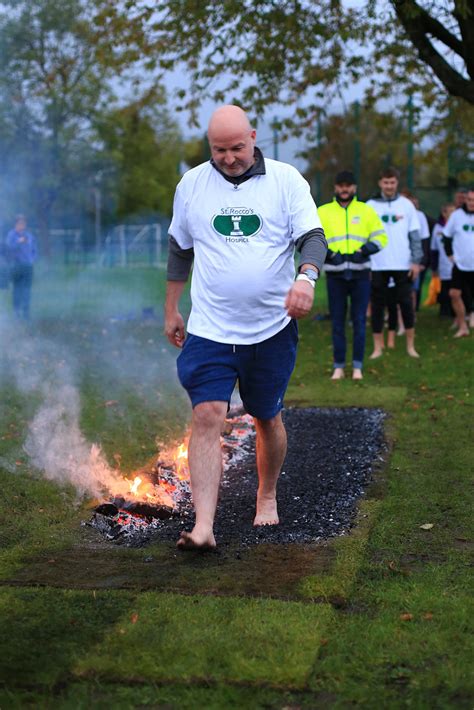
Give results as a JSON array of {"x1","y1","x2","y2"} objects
[
  {"x1": 408, "y1": 229, "x2": 423, "y2": 279},
  {"x1": 295, "y1": 228, "x2": 327, "y2": 272},
  {"x1": 286, "y1": 228, "x2": 328, "y2": 319},
  {"x1": 164, "y1": 236, "x2": 194, "y2": 348}
]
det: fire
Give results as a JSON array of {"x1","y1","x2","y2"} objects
[
  {"x1": 129, "y1": 476, "x2": 142, "y2": 495},
  {"x1": 175, "y1": 442, "x2": 189, "y2": 480}
]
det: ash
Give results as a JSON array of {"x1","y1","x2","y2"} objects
[{"x1": 87, "y1": 407, "x2": 386, "y2": 547}]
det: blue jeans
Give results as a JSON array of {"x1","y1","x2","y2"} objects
[
  {"x1": 326, "y1": 276, "x2": 371, "y2": 369},
  {"x1": 11, "y1": 264, "x2": 33, "y2": 320}
]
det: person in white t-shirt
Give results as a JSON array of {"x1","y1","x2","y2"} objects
[
  {"x1": 430, "y1": 203, "x2": 455, "y2": 317},
  {"x1": 367, "y1": 167, "x2": 423, "y2": 359},
  {"x1": 443, "y1": 188, "x2": 474, "y2": 337},
  {"x1": 164, "y1": 105, "x2": 327, "y2": 549}
]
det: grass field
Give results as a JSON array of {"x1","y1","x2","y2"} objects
[{"x1": 0, "y1": 265, "x2": 473, "y2": 709}]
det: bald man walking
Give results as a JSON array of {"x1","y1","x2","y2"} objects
[{"x1": 164, "y1": 105, "x2": 327, "y2": 549}]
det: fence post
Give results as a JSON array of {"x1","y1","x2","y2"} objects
[{"x1": 119, "y1": 225, "x2": 127, "y2": 266}]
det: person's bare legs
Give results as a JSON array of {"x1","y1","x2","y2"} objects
[
  {"x1": 177, "y1": 400, "x2": 227, "y2": 550},
  {"x1": 369, "y1": 332, "x2": 384, "y2": 359},
  {"x1": 450, "y1": 289, "x2": 469, "y2": 337},
  {"x1": 405, "y1": 328, "x2": 420, "y2": 357},
  {"x1": 387, "y1": 330, "x2": 396, "y2": 348},
  {"x1": 253, "y1": 413, "x2": 287, "y2": 526}
]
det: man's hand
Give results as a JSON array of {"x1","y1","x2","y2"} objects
[
  {"x1": 284, "y1": 280, "x2": 314, "y2": 319},
  {"x1": 408, "y1": 263, "x2": 421, "y2": 281},
  {"x1": 164, "y1": 311, "x2": 186, "y2": 348}
]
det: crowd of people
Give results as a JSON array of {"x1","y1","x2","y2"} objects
[
  {"x1": 164, "y1": 105, "x2": 472, "y2": 548},
  {"x1": 318, "y1": 171, "x2": 473, "y2": 380}
]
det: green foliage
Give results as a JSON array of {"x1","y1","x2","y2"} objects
[
  {"x1": 98, "y1": 89, "x2": 182, "y2": 219},
  {"x1": 100, "y1": 0, "x2": 474, "y2": 133}
]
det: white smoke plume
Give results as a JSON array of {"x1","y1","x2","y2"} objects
[{"x1": 0, "y1": 317, "x2": 149, "y2": 499}]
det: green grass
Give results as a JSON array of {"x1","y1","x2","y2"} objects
[{"x1": 0, "y1": 267, "x2": 473, "y2": 708}]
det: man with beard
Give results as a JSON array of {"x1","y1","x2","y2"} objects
[{"x1": 318, "y1": 171, "x2": 387, "y2": 380}]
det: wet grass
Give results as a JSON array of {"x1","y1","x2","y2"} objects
[{"x1": 0, "y1": 268, "x2": 473, "y2": 707}]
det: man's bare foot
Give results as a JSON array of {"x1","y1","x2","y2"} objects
[
  {"x1": 331, "y1": 367, "x2": 345, "y2": 380},
  {"x1": 369, "y1": 349, "x2": 383, "y2": 359},
  {"x1": 453, "y1": 329, "x2": 469, "y2": 338},
  {"x1": 254, "y1": 496, "x2": 279, "y2": 526},
  {"x1": 352, "y1": 368, "x2": 363, "y2": 380},
  {"x1": 176, "y1": 528, "x2": 216, "y2": 551},
  {"x1": 407, "y1": 348, "x2": 420, "y2": 358}
]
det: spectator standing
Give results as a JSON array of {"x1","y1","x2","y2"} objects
[
  {"x1": 318, "y1": 171, "x2": 387, "y2": 380},
  {"x1": 443, "y1": 188, "x2": 474, "y2": 337},
  {"x1": 453, "y1": 188, "x2": 467, "y2": 209},
  {"x1": 430, "y1": 203, "x2": 455, "y2": 317},
  {"x1": 5, "y1": 215, "x2": 38, "y2": 320},
  {"x1": 366, "y1": 168, "x2": 422, "y2": 359}
]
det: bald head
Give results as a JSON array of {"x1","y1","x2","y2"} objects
[{"x1": 207, "y1": 105, "x2": 256, "y2": 177}]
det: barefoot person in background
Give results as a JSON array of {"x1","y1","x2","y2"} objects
[
  {"x1": 367, "y1": 168, "x2": 423, "y2": 359},
  {"x1": 443, "y1": 187, "x2": 474, "y2": 337},
  {"x1": 164, "y1": 105, "x2": 327, "y2": 549}
]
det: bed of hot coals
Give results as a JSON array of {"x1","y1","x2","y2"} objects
[
  {"x1": 86, "y1": 407, "x2": 386, "y2": 547},
  {"x1": 85, "y1": 408, "x2": 255, "y2": 545}
]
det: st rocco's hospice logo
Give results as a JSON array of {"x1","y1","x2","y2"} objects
[{"x1": 212, "y1": 207, "x2": 263, "y2": 242}]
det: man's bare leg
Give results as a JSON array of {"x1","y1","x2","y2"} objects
[
  {"x1": 387, "y1": 330, "x2": 395, "y2": 348},
  {"x1": 369, "y1": 332, "x2": 384, "y2": 359},
  {"x1": 450, "y1": 289, "x2": 469, "y2": 337},
  {"x1": 253, "y1": 413, "x2": 287, "y2": 526},
  {"x1": 405, "y1": 328, "x2": 420, "y2": 357},
  {"x1": 177, "y1": 401, "x2": 227, "y2": 550}
]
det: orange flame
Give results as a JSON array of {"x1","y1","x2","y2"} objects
[{"x1": 175, "y1": 442, "x2": 189, "y2": 480}]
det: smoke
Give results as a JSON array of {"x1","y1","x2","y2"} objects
[{"x1": 0, "y1": 300, "x2": 187, "y2": 500}]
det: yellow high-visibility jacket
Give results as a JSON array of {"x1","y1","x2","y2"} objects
[{"x1": 318, "y1": 197, "x2": 388, "y2": 275}]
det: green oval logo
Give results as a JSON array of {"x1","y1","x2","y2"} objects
[{"x1": 212, "y1": 210, "x2": 262, "y2": 238}]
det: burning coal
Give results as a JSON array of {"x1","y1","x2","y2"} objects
[{"x1": 87, "y1": 410, "x2": 255, "y2": 543}]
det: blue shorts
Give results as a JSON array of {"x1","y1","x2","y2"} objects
[{"x1": 177, "y1": 320, "x2": 298, "y2": 420}]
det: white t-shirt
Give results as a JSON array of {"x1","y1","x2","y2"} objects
[
  {"x1": 367, "y1": 195, "x2": 420, "y2": 271},
  {"x1": 169, "y1": 158, "x2": 321, "y2": 344},
  {"x1": 443, "y1": 208, "x2": 474, "y2": 272},
  {"x1": 431, "y1": 223, "x2": 453, "y2": 281},
  {"x1": 417, "y1": 209, "x2": 430, "y2": 240}
]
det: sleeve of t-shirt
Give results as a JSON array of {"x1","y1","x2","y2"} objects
[
  {"x1": 168, "y1": 179, "x2": 194, "y2": 249},
  {"x1": 287, "y1": 168, "x2": 322, "y2": 242},
  {"x1": 418, "y1": 211, "x2": 430, "y2": 239},
  {"x1": 442, "y1": 213, "x2": 455, "y2": 238},
  {"x1": 408, "y1": 203, "x2": 421, "y2": 234}
]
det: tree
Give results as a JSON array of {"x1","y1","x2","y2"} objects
[
  {"x1": 97, "y1": 0, "x2": 474, "y2": 130},
  {"x1": 0, "y1": 0, "x2": 117, "y2": 246},
  {"x1": 98, "y1": 89, "x2": 182, "y2": 220}
]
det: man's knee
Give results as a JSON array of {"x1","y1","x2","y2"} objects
[
  {"x1": 449, "y1": 288, "x2": 462, "y2": 300},
  {"x1": 192, "y1": 401, "x2": 228, "y2": 431},
  {"x1": 254, "y1": 412, "x2": 283, "y2": 433}
]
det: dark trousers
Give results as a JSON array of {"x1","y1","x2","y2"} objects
[
  {"x1": 439, "y1": 279, "x2": 454, "y2": 317},
  {"x1": 371, "y1": 270, "x2": 414, "y2": 333},
  {"x1": 326, "y1": 275, "x2": 371, "y2": 369},
  {"x1": 11, "y1": 264, "x2": 33, "y2": 319}
]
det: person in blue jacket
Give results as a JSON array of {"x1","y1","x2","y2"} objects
[{"x1": 5, "y1": 215, "x2": 38, "y2": 319}]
